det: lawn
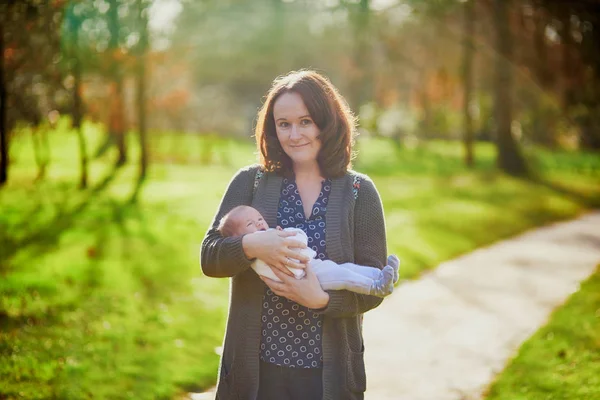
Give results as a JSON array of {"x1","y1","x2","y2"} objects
[
  {"x1": 1, "y1": 121, "x2": 599, "y2": 399},
  {"x1": 485, "y1": 265, "x2": 600, "y2": 400}
]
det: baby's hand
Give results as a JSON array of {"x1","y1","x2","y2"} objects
[
  {"x1": 243, "y1": 229, "x2": 308, "y2": 276},
  {"x1": 276, "y1": 226, "x2": 283, "y2": 231}
]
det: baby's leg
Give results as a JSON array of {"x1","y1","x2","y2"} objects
[
  {"x1": 338, "y1": 255, "x2": 400, "y2": 283},
  {"x1": 336, "y1": 262, "x2": 382, "y2": 280},
  {"x1": 311, "y1": 260, "x2": 374, "y2": 295},
  {"x1": 312, "y1": 260, "x2": 394, "y2": 297}
]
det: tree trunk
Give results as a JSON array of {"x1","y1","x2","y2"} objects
[
  {"x1": 0, "y1": 21, "x2": 7, "y2": 186},
  {"x1": 108, "y1": 0, "x2": 126, "y2": 166},
  {"x1": 527, "y1": 1, "x2": 555, "y2": 146},
  {"x1": 533, "y1": 1, "x2": 550, "y2": 88},
  {"x1": 493, "y1": 0, "x2": 527, "y2": 176},
  {"x1": 73, "y1": 23, "x2": 88, "y2": 189},
  {"x1": 350, "y1": 0, "x2": 371, "y2": 112},
  {"x1": 113, "y1": 79, "x2": 126, "y2": 166},
  {"x1": 272, "y1": 0, "x2": 285, "y2": 71},
  {"x1": 462, "y1": 0, "x2": 475, "y2": 167},
  {"x1": 32, "y1": 124, "x2": 49, "y2": 181},
  {"x1": 577, "y1": 3, "x2": 600, "y2": 150},
  {"x1": 559, "y1": 2, "x2": 574, "y2": 108},
  {"x1": 419, "y1": 73, "x2": 432, "y2": 138},
  {"x1": 137, "y1": 0, "x2": 148, "y2": 180}
]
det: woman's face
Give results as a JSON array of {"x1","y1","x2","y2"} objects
[{"x1": 273, "y1": 91, "x2": 321, "y2": 167}]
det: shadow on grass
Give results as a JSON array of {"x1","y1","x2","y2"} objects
[
  {"x1": 393, "y1": 171, "x2": 598, "y2": 281},
  {"x1": 524, "y1": 174, "x2": 600, "y2": 208},
  {"x1": 128, "y1": 172, "x2": 147, "y2": 205},
  {"x1": 0, "y1": 164, "x2": 122, "y2": 265}
]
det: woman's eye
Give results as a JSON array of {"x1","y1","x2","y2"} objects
[
  {"x1": 278, "y1": 121, "x2": 289, "y2": 128},
  {"x1": 300, "y1": 119, "x2": 312, "y2": 126}
]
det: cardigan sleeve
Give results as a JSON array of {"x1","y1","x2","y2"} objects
[
  {"x1": 317, "y1": 176, "x2": 387, "y2": 318},
  {"x1": 200, "y1": 165, "x2": 259, "y2": 278}
]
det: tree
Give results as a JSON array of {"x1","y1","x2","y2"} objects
[
  {"x1": 510, "y1": 0, "x2": 600, "y2": 150},
  {"x1": 1, "y1": 0, "x2": 68, "y2": 185},
  {"x1": 493, "y1": 0, "x2": 527, "y2": 175},
  {"x1": 0, "y1": 10, "x2": 7, "y2": 186},
  {"x1": 533, "y1": 0, "x2": 552, "y2": 87},
  {"x1": 136, "y1": 0, "x2": 149, "y2": 181},
  {"x1": 555, "y1": 0, "x2": 600, "y2": 150},
  {"x1": 107, "y1": 0, "x2": 127, "y2": 166},
  {"x1": 169, "y1": 0, "x2": 356, "y2": 134},
  {"x1": 349, "y1": 0, "x2": 372, "y2": 111},
  {"x1": 65, "y1": 2, "x2": 88, "y2": 189},
  {"x1": 461, "y1": 0, "x2": 475, "y2": 167}
]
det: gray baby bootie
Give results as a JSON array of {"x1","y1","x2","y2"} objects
[{"x1": 370, "y1": 266, "x2": 394, "y2": 297}]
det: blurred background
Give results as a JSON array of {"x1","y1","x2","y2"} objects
[{"x1": 1, "y1": 0, "x2": 599, "y2": 399}]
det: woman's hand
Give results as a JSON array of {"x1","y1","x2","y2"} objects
[
  {"x1": 242, "y1": 229, "x2": 310, "y2": 277},
  {"x1": 260, "y1": 263, "x2": 330, "y2": 309}
]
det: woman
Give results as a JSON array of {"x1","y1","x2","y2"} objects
[{"x1": 201, "y1": 70, "x2": 387, "y2": 400}]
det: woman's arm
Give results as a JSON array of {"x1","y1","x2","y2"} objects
[
  {"x1": 200, "y1": 166, "x2": 257, "y2": 277},
  {"x1": 317, "y1": 176, "x2": 387, "y2": 318}
]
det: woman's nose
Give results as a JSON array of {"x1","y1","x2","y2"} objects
[{"x1": 290, "y1": 124, "x2": 301, "y2": 139}]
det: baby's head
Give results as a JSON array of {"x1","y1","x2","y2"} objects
[{"x1": 218, "y1": 205, "x2": 269, "y2": 237}]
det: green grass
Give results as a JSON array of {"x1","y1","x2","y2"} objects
[
  {"x1": 1, "y1": 122, "x2": 599, "y2": 399},
  {"x1": 355, "y1": 138, "x2": 600, "y2": 278},
  {"x1": 485, "y1": 265, "x2": 600, "y2": 400}
]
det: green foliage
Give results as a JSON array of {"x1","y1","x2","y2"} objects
[
  {"x1": 2, "y1": 0, "x2": 68, "y2": 131},
  {"x1": 1, "y1": 127, "x2": 598, "y2": 398},
  {"x1": 485, "y1": 265, "x2": 600, "y2": 400},
  {"x1": 171, "y1": 0, "x2": 349, "y2": 104}
]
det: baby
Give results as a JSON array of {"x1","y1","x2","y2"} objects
[{"x1": 218, "y1": 205, "x2": 400, "y2": 298}]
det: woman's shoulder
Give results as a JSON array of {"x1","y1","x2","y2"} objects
[
  {"x1": 234, "y1": 163, "x2": 263, "y2": 175},
  {"x1": 222, "y1": 164, "x2": 263, "y2": 192},
  {"x1": 344, "y1": 169, "x2": 373, "y2": 182},
  {"x1": 228, "y1": 163, "x2": 262, "y2": 180},
  {"x1": 344, "y1": 169, "x2": 378, "y2": 195}
]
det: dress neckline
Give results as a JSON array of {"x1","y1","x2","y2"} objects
[{"x1": 282, "y1": 177, "x2": 331, "y2": 221}]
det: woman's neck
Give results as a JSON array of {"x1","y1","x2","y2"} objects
[{"x1": 292, "y1": 161, "x2": 323, "y2": 182}]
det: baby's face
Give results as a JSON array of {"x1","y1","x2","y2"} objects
[{"x1": 233, "y1": 207, "x2": 269, "y2": 235}]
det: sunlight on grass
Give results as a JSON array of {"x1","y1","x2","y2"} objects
[{"x1": 1, "y1": 127, "x2": 599, "y2": 398}]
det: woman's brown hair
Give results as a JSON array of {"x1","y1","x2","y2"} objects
[{"x1": 254, "y1": 70, "x2": 357, "y2": 178}]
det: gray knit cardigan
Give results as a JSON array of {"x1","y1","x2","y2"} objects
[{"x1": 200, "y1": 164, "x2": 387, "y2": 400}]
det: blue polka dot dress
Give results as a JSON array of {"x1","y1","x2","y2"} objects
[{"x1": 259, "y1": 176, "x2": 331, "y2": 368}]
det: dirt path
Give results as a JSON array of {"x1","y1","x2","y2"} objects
[{"x1": 363, "y1": 211, "x2": 600, "y2": 400}]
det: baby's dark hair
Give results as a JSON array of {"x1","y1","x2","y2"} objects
[{"x1": 217, "y1": 205, "x2": 249, "y2": 237}]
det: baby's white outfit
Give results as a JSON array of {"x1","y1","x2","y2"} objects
[
  {"x1": 251, "y1": 228, "x2": 383, "y2": 295},
  {"x1": 251, "y1": 228, "x2": 314, "y2": 280}
]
